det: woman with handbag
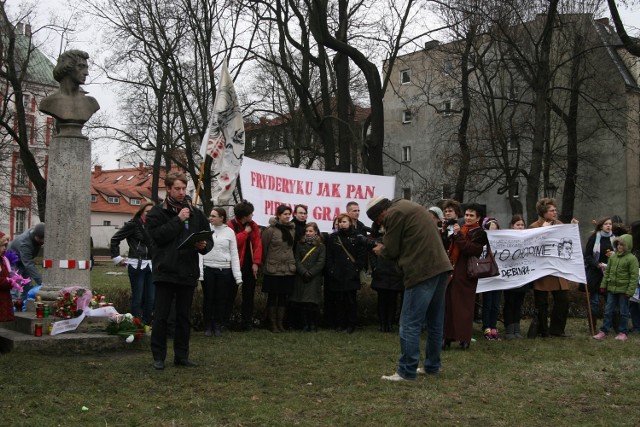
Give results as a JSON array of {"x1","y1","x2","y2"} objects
[
  {"x1": 325, "y1": 213, "x2": 367, "y2": 333},
  {"x1": 443, "y1": 203, "x2": 488, "y2": 349},
  {"x1": 290, "y1": 222, "x2": 326, "y2": 332},
  {"x1": 261, "y1": 204, "x2": 296, "y2": 333}
]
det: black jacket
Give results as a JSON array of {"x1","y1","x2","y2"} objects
[
  {"x1": 146, "y1": 202, "x2": 213, "y2": 287},
  {"x1": 110, "y1": 218, "x2": 153, "y2": 261},
  {"x1": 325, "y1": 228, "x2": 367, "y2": 291}
]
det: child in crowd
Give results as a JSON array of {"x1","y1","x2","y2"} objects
[
  {"x1": 481, "y1": 218, "x2": 501, "y2": 340},
  {"x1": 593, "y1": 234, "x2": 639, "y2": 341},
  {"x1": 290, "y1": 223, "x2": 326, "y2": 332}
]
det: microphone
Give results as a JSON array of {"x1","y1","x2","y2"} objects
[{"x1": 183, "y1": 198, "x2": 193, "y2": 230}]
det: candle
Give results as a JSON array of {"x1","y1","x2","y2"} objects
[
  {"x1": 34, "y1": 323, "x2": 43, "y2": 337},
  {"x1": 36, "y1": 303, "x2": 45, "y2": 318}
]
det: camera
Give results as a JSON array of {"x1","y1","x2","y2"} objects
[{"x1": 445, "y1": 218, "x2": 458, "y2": 226}]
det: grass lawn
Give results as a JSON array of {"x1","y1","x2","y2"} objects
[{"x1": 2, "y1": 265, "x2": 639, "y2": 426}]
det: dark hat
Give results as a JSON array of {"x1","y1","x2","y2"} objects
[
  {"x1": 366, "y1": 196, "x2": 391, "y2": 222},
  {"x1": 32, "y1": 223, "x2": 45, "y2": 239}
]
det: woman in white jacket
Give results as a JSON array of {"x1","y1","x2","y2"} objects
[{"x1": 201, "y1": 207, "x2": 242, "y2": 337}]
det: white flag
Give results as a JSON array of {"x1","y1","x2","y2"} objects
[{"x1": 199, "y1": 59, "x2": 245, "y2": 202}]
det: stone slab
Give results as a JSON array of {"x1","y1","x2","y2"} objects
[{"x1": 0, "y1": 328, "x2": 135, "y2": 354}]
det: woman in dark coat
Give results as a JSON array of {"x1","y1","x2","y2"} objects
[
  {"x1": 584, "y1": 217, "x2": 614, "y2": 332},
  {"x1": 444, "y1": 203, "x2": 487, "y2": 349},
  {"x1": 369, "y1": 222, "x2": 403, "y2": 332},
  {"x1": 290, "y1": 222, "x2": 326, "y2": 332},
  {"x1": 325, "y1": 213, "x2": 367, "y2": 333},
  {"x1": 110, "y1": 202, "x2": 155, "y2": 325},
  {"x1": 261, "y1": 204, "x2": 296, "y2": 332}
]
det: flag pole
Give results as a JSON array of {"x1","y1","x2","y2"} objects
[{"x1": 194, "y1": 159, "x2": 207, "y2": 207}]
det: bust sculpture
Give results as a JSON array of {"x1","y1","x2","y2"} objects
[{"x1": 39, "y1": 50, "x2": 100, "y2": 136}]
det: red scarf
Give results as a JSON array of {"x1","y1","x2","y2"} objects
[{"x1": 448, "y1": 222, "x2": 480, "y2": 266}]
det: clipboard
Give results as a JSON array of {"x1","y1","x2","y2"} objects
[{"x1": 177, "y1": 230, "x2": 213, "y2": 250}]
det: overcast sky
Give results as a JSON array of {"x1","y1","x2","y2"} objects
[{"x1": 20, "y1": 1, "x2": 640, "y2": 169}]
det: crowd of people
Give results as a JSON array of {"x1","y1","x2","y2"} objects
[{"x1": 2, "y1": 180, "x2": 639, "y2": 375}]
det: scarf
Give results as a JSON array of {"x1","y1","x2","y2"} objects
[
  {"x1": 275, "y1": 222, "x2": 294, "y2": 247},
  {"x1": 448, "y1": 222, "x2": 480, "y2": 266},
  {"x1": 165, "y1": 194, "x2": 192, "y2": 214},
  {"x1": 593, "y1": 230, "x2": 612, "y2": 261}
]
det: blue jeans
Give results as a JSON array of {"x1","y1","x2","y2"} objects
[
  {"x1": 589, "y1": 291, "x2": 601, "y2": 320},
  {"x1": 482, "y1": 290, "x2": 502, "y2": 330},
  {"x1": 397, "y1": 272, "x2": 448, "y2": 380},
  {"x1": 628, "y1": 301, "x2": 640, "y2": 333},
  {"x1": 601, "y1": 292, "x2": 630, "y2": 335},
  {"x1": 128, "y1": 264, "x2": 155, "y2": 325}
]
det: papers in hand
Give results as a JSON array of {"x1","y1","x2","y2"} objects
[{"x1": 177, "y1": 230, "x2": 213, "y2": 250}]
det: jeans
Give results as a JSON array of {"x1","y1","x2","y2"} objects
[
  {"x1": 589, "y1": 291, "x2": 601, "y2": 320},
  {"x1": 481, "y1": 290, "x2": 501, "y2": 330},
  {"x1": 397, "y1": 272, "x2": 448, "y2": 380},
  {"x1": 601, "y1": 292, "x2": 630, "y2": 335},
  {"x1": 128, "y1": 264, "x2": 155, "y2": 325},
  {"x1": 629, "y1": 301, "x2": 640, "y2": 333}
]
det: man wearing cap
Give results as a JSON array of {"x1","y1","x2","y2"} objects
[
  {"x1": 8, "y1": 223, "x2": 45, "y2": 301},
  {"x1": 367, "y1": 197, "x2": 452, "y2": 382}
]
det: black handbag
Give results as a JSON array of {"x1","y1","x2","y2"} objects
[{"x1": 467, "y1": 242, "x2": 500, "y2": 279}]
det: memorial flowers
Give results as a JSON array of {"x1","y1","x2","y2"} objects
[
  {"x1": 53, "y1": 286, "x2": 91, "y2": 319},
  {"x1": 106, "y1": 313, "x2": 145, "y2": 342}
]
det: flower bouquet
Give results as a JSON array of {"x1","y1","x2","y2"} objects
[
  {"x1": 89, "y1": 293, "x2": 111, "y2": 309},
  {"x1": 106, "y1": 313, "x2": 145, "y2": 342},
  {"x1": 53, "y1": 287, "x2": 92, "y2": 319}
]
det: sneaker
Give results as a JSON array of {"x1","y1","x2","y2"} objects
[
  {"x1": 491, "y1": 329, "x2": 500, "y2": 341},
  {"x1": 592, "y1": 331, "x2": 606, "y2": 340},
  {"x1": 484, "y1": 328, "x2": 494, "y2": 340},
  {"x1": 417, "y1": 367, "x2": 440, "y2": 376},
  {"x1": 614, "y1": 332, "x2": 628, "y2": 341},
  {"x1": 381, "y1": 372, "x2": 413, "y2": 382}
]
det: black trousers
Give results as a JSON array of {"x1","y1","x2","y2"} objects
[
  {"x1": 239, "y1": 264, "x2": 256, "y2": 326},
  {"x1": 503, "y1": 290, "x2": 526, "y2": 326},
  {"x1": 376, "y1": 289, "x2": 401, "y2": 329},
  {"x1": 534, "y1": 289, "x2": 568, "y2": 336},
  {"x1": 202, "y1": 267, "x2": 234, "y2": 327},
  {"x1": 151, "y1": 282, "x2": 195, "y2": 362},
  {"x1": 333, "y1": 290, "x2": 358, "y2": 329}
]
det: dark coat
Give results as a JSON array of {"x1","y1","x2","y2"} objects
[
  {"x1": 110, "y1": 218, "x2": 153, "y2": 261},
  {"x1": 146, "y1": 202, "x2": 213, "y2": 287},
  {"x1": 325, "y1": 228, "x2": 366, "y2": 291},
  {"x1": 584, "y1": 232, "x2": 614, "y2": 293},
  {"x1": 444, "y1": 226, "x2": 487, "y2": 343},
  {"x1": 290, "y1": 237, "x2": 326, "y2": 305},
  {"x1": 369, "y1": 232, "x2": 403, "y2": 292}
]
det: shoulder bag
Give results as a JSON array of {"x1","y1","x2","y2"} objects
[{"x1": 467, "y1": 242, "x2": 500, "y2": 279}]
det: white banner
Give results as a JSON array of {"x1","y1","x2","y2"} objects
[
  {"x1": 50, "y1": 307, "x2": 120, "y2": 335},
  {"x1": 239, "y1": 157, "x2": 396, "y2": 232},
  {"x1": 476, "y1": 224, "x2": 586, "y2": 293}
]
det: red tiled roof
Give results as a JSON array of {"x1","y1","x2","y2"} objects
[{"x1": 91, "y1": 164, "x2": 168, "y2": 215}]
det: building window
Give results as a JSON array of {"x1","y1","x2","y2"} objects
[
  {"x1": 401, "y1": 146, "x2": 411, "y2": 162},
  {"x1": 91, "y1": 194, "x2": 97, "y2": 203},
  {"x1": 443, "y1": 60, "x2": 454, "y2": 75},
  {"x1": 402, "y1": 110, "x2": 412, "y2": 124},
  {"x1": 400, "y1": 69, "x2": 411, "y2": 84},
  {"x1": 107, "y1": 196, "x2": 120, "y2": 204},
  {"x1": 14, "y1": 210, "x2": 27, "y2": 234},
  {"x1": 402, "y1": 188, "x2": 412, "y2": 200},
  {"x1": 442, "y1": 100, "x2": 452, "y2": 116},
  {"x1": 130, "y1": 198, "x2": 141, "y2": 206},
  {"x1": 508, "y1": 86, "x2": 519, "y2": 104},
  {"x1": 103, "y1": 220, "x2": 111, "y2": 226},
  {"x1": 15, "y1": 163, "x2": 28, "y2": 188}
]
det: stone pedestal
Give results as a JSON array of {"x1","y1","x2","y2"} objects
[{"x1": 39, "y1": 124, "x2": 92, "y2": 301}]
